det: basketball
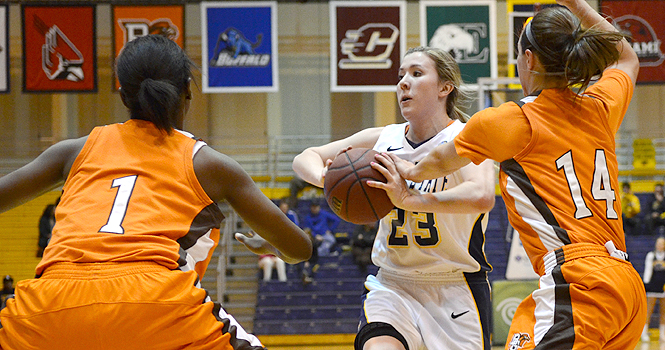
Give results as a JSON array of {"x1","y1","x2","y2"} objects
[{"x1": 323, "y1": 148, "x2": 394, "y2": 224}]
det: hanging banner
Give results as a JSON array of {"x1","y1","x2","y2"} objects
[
  {"x1": 420, "y1": 0, "x2": 497, "y2": 85},
  {"x1": 112, "y1": 4, "x2": 185, "y2": 90},
  {"x1": 201, "y1": 2, "x2": 278, "y2": 93},
  {"x1": 330, "y1": 1, "x2": 406, "y2": 92},
  {"x1": 601, "y1": 0, "x2": 665, "y2": 84},
  {"x1": 22, "y1": 4, "x2": 96, "y2": 93},
  {"x1": 504, "y1": 0, "x2": 558, "y2": 86},
  {"x1": 0, "y1": 5, "x2": 8, "y2": 93}
]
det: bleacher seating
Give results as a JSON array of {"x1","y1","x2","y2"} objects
[{"x1": 256, "y1": 195, "x2": 663, "y2": 334}]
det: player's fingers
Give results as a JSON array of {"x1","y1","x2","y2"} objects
[
  {"x1": 366, "y1": 180, "x2": 386, "y2": 189},
  {"x1": 370, "y1": 161, "x2": 391, "y2": 179}
]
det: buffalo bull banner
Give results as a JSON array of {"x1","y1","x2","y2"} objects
[
  {"x1": 201, "y1": 2, "x2": 278, "y2": 93},
  {"x1": 330, "y1": 1, "x2": 406, "y2": 92},
  {"x1": 22, "y1": 4, "x2": 96, "y2": 92},
  {"x1": 601, "y1": 0, "x2": 665, "y2": 83},
  {"x1": 0, "y1": 5, "x2": 8, "y2": 93},
  {"x1": 420, "y1": 0, "x2": 497, "y2": 86},
  {"x1": 112, "y1": 5, "x2": 185, "y2": 90}
]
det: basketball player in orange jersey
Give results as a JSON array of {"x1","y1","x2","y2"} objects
[
  {"x1": 376, "y1": 0, "x2": 645, "y2": 348},
  {"x1": 0, "y1": 35, "x2": 311, "y2": 350},
  {"x1": 293, "y1": 46, "x2": 495, "y2": 350}
]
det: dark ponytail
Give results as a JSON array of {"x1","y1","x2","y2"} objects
[
  {"x1": 116, "y1": 35, "x2": 194, "y2": 133},
  {"x1": 520, "y1": 7, "x2": 626, "y2": 92},
  {"x1": 137, "y1": 78, "x2": 180, "y2": 132}
]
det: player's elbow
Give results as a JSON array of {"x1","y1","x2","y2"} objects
[{"x1": 474, "y1": 190, "x2": 495, "y2": 213}]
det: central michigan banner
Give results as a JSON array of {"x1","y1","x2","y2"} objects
[{"x1": 330, "y1": 1, "x2": 406, "y2": 92}]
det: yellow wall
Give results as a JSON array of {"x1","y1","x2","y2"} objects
[{"x1": 0, "y1": 191, "x2": 61, "y2": 282}]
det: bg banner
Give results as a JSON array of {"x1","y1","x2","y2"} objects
[
  {"x1": 601, "y1": 0, "x2": 665, "y2": 83},
  {"x1": 112, "y1": 4, "x2": 185, "y2": 90},
  {"x1": 420, "y1": 0, "x2": 497, "y2": 86},
  {"x1": 0, "y1": 5, "x2": 8, "y2": 93},
  {"x1": 330, "y1": 1, "x2": 406, "y2": 92},
  {"x1": 22, "y1": 4, "x2": 96, "y2": 92},
  {"x1": 201, "y1": 2, "x2": 278, "y2": 93}
]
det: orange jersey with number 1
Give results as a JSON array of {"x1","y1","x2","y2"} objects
[
  {"x1": 455, "y1": 69, "x2": 631, "y2": 276},
  {"x1": 36, "y1": 119, "x2": 224, "y2": 279}
]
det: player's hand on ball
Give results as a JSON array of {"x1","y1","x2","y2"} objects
[
  {"x1": 383, "y1": 152, "x2": 417, "y2": 181},
  {"x1": 366, "y1": 152, "x2": 412, "y2": 209},
  {"x1": 322, "y1": 146, "x2": 353, "y2": 185}
]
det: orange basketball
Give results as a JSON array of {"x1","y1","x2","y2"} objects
[{"x1": 323, "y1": 148, "x2": 394, "y2": 224}]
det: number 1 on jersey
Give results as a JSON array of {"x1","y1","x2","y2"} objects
[{"x1": 99, "y1": 175, "x2": 138, "y2": 234}]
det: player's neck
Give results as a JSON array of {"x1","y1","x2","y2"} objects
[{"x1": 406, "y1": 114, "x2": 452, "y2": 144}]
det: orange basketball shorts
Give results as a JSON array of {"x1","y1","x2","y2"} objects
[
  {"x1": 506, "y1": 243, "x2": 646, "y2": 350},
  {"x1": 0, "y1": 261, "x2": 264, "y2": 350}
]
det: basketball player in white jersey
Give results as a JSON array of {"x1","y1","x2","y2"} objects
[{"x1": 292, "y1": 47, "x2": 495, "y2": 350}]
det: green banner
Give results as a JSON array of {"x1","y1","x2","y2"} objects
[{"x1": 492, "y1": 279, "x2": 539, "y2": 345}]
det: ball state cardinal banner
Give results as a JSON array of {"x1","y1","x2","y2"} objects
[
  {"x1": 330, "y1": 1, "x2": 406, "y2": 92},
  {"x1": 420, "y1": 0, "x2": 497, "y2": 86},
  {"x1": 201, "y1": 2, "x2": 278, "y2": 93},
  {"x1": 600, "y1": 0, "x2": 665, "y2": 84},
  {"x1": 0, "y1": 5, "x2": 8, "y2": 93},
  {"x1": 22, "y1": 4, "x2": 96, "y2": 93},
  {"x1": 112, "y1": 4, "x2": 185, "y2": 91}
]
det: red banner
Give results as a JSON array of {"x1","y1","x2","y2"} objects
[
  {"x1": 330, "y1": 1, "x2": 406, "y2": 92},
  {"x1": 601, "y1": 0, "x2": 665, "y2": 83},
  {"x1": 112, "y1": 5, "x2": 185, "y2": 90},
  {"x1": 22, "y1": 5, "x2": 96, "y2": 92}
]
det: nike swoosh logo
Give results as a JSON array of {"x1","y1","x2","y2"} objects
[
  {"x1": 451, "y1": 310, "x2": 470, "y2": 319},
  {"x1": 387, "y1": 146, "x2": 403, "y2": 151}
]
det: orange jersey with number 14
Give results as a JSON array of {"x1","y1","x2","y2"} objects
[
  {"x1": 36, "y1": 119, "x2": 224, "y2": 278},
  {"x1": 455, "y1": 69, "x2": 633, "y2": 276}
]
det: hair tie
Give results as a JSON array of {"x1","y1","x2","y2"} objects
[{"x1": 525, "y1": 19, "x2": 545, "y2": 55}]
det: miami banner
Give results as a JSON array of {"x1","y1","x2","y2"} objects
[
  {"x1": 201, "y1": 2, "x2": 278, "y2": 93},
  {"x1": 112, "y1": 4, "x2": 185, "y2": 90},
  {"x1": 22, "y1": 4, "x2": 96, "y2": 92},
  {"x1": 601, "y1": 0, "x2": 665, "y2": 83},
  {"x1": 420, "y1": 0, "x2": 497, "y2": 86},
  {"x1": 0, "y1": 5, "x2": 8, "y2": 93},
  {"x1": 330, "y1": 1, "x2": 406, "y2": 92}
]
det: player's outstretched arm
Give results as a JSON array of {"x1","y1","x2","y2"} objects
[
  {"x1": 293, "y1": 127, "x2": 383, "y2": 188},
  {"x1": 557, "y1": 0, "x2": 638, "y2": 84},
  {"x1": 194, "y1": 146, "x2": 312, "y2": 263},
  {"x1": 0, "y1": 137, "x2": 86, "y2": 214},
  {"x1": 390, "y1": 141, "x2": 472, "y2": 183}
]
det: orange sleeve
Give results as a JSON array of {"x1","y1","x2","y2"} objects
[
  {"x1": 583, "y1": 69, "x2": 633, "y2": 134},
  {"x1": 454, "y1": 102, "x2": 532, "y2": 164}
]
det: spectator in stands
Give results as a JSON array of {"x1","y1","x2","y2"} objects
[
  {"x1": 297, "y1": 230, "x2": 320, "y2": 285},
  {"x1": 621, "y1": 182, "x2": 641, "y2": 235},
  {"x1": 279, "y1": 198, "x2": 299, "y2": 226},
  {"x1": 647, "y1": 183, "x2": 665, "y2": 235},
  {"x1": 37, "y1": 198, "x2": 59, "y2": 257},
  {"x1": 1, "y1": 275, "x2": 14, "y2": 310},
  {"x1": 351, "y1": 222, "x2": 377, "y2": 273},
  {"x1": 302, "y1": 200, "x2": 340, "y2": 256},
  {"x1": 258, "y1": 255, "x2": 287, "y2": 282},
  {"x1": 642, "y1": 236, "x2": 665, "y2": 342}
]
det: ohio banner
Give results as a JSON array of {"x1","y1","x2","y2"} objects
[
  {"x1": 22, "y1": 4, "x2": 96, "y2": 92},
  {"x1": 112, "y1": 4, "x2": 185, "y2": 90},
  {"x1": 0, "y1": 5, "x2": 8, "y2": 93},
  {"x1": 330, "y1": 1, "x2": 406, "y2": 92},
  {"x1": 601, "y1": 0, "x2": 665, "y2": 83},
  {"x1": 201, "y1": 2, "x2": 278, "y2": 93},
  {"x1": 420, "y1": 0, "x2": 497, "y2": 86}
]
